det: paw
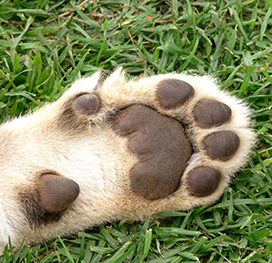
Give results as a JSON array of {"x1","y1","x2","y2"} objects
[{"x1": 95, "y1": 69, "x2": 256, "y2": 213}]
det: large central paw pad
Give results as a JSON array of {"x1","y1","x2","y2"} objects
[{"x1": 113, "y1": 105, "x2": 191, "y2": 200}]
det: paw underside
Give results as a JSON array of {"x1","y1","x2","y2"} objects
[{"x1": 38, "y1": 70, "x2": 255, "y2": 216}]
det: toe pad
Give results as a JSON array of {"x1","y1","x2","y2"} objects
[
  {"x1": 203, "y1": 131, "x2": 240, "y2": 161},
  {"x1": 193, "y1": 99, "x2": 232, "y2": 128},
  {"x1": 156, "y1": 79, "x2": 195, "y2": 109},
  {"x1": 72, "y1": 93, "x2": 101, "y2": 116},
  {"x1": 187, "y1": 167, "x2": 221, "y2": 197}
]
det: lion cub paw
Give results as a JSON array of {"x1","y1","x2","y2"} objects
[{"x1": 93, "y1": 70, "x2": 256, "y2": 209}]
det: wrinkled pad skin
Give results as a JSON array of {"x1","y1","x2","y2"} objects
[{"x1": 113, "y1": 105, "x2": 192, "y2": 200}]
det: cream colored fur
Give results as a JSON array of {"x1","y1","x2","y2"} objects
[{"x1": 0, "y1": 69, "x2": 256, "y2": 252}]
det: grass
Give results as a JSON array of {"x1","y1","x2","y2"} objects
[{"x1": 0, "y1": 0, "x2": 271, "y2": 262}]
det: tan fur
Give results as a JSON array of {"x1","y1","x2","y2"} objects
[{"x1": 0, "y1": 69, "x2": 256, "y2": 252}]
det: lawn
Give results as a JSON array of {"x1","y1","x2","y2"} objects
[{"x1": 0, "y1": 0, "x2": 272, "y2": 262}]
